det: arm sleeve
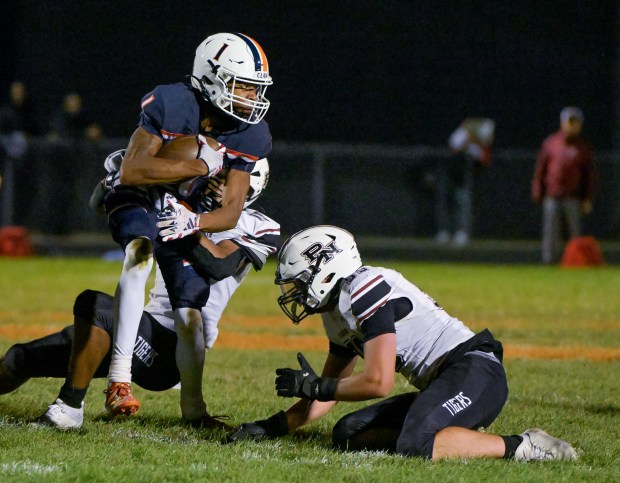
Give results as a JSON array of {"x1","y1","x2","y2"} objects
[
  {"x1": 359, "y1": 298, "x2": 414, "y2": 343},
  {"x1": 188, "y1": 243, "x2": 245, "y2": 281}
]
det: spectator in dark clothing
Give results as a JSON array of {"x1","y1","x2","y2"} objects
[
  {"x1": 42, "y1": 92, "x2": 105, "y2": 233},
  {"x1": 47, "y1": 92, "x2": 103, "y2": 144},
  {"x1": 531, "y1": 106, "x2": 596, "y2": 264},
  {"x1": 0, "y1": 81, "x2": 42, "y2": 226},
  {"x1": 0, "y1": 81, "x2": 42, "y2": 137},
  {"x1": 434, "y1": 118, "x2": 495, "y2": 247}
]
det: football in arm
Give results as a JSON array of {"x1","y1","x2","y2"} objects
[{"x1": 156, "y1": 135, "x2": 219, "y2": 159}]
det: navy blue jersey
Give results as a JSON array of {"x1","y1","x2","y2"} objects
[{"x1": 139, "y1": 82, "x2": 272, "y2": 172}]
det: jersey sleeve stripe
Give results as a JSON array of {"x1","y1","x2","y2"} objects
[
  {"x1": 356, "y1": 296, "x2": 391, "y2": 323},
  {"x1": 160, "y1": 129, "x2": 185, "y2": 141},
  {"x1": 225, "y1": 148, "x2": 260, "y2": 162},
  {"x1": 351, "y1": 275, "x2": 384, "y2": 300},
  {"x1": 255, "y1": 227, "x2": 280, "y2": 236},
  {"x1": 141, "y1": 94, "x2": 155, "y2": 110},
  {"x1": 351, "y1": 279, "x2": 392, "y2": 321}
]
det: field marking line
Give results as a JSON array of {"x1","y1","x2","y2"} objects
[{"x1": 1, "y1": 321, "x2": 619, "y2": 361}]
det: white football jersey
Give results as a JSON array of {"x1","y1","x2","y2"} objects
[
  {"x1": 322, "y1": 266, "x2": 475, "y2": 390},
  {"x1": 144, "y1": 208, "x2": 280, "y2": 349}
]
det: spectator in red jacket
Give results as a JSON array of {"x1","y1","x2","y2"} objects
[{"x1": 531, "y1": 107, "x2": 596, "y2": 264}]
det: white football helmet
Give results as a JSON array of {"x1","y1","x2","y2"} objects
[
  {"x1": 200, "y1": 158, "x2": 269, "y2": 211},
  {"x1": 275, "y1": 226, "x2": 362, "y2": 323},
  {"x1": 246, "y1": 158, "x2": 270, "y2": 208},
  {"x1": 191, "y1": 32, "x2": 272, "y2": 124}
]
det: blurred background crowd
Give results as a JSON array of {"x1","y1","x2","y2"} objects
[{"x1": 0, "y1": 2, "x2": 619, "y2": 263}]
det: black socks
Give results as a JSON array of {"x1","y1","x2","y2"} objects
[
  {"x1": 502, "y1": 435, "x2": 524, "y2": 459},
  {"x1": 58, "y1": 382, "x2": 87, "y2": 409}
]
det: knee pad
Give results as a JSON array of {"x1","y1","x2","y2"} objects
[
  {"x1": 125, "y1": 238, "x2": 154, "y2": 268},
  {"x1": 74, "y1": 290, "x2": 110, "y2": 320},
  {"x1": 108, "y1": 203, "x2": 159, "y2": 248},
  {"x1": 332, "y1": 415, "x2": 354, "y2": 450},
  {"x1": 3, "y1": 344, "x2": 26, "y2": 377},
  {"x1": 395, "y1": 430, "x2": 434, "y2": 459},
  {"x1": 73, "y1": 289, "x2": 101, "y2": 321},
  {"x1": 174, "y1": 308, "x2": 203, "y2": 338},
  {"x1": 73, "y1": 290, "x2": 114, "y2": 329},
  {"x1": 331, "y1": 412, "x2": 364, "y2": 451}
]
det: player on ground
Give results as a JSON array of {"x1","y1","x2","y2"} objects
[
  {"x1": 101, "y1": 32, "x2": 273, "y2": 418},
  {"x1": 226, "y1": 225, "x2": 578, "y2": 462},
  {"x1": 0, "y1": 180, "x2": 279, "y2": 430}
]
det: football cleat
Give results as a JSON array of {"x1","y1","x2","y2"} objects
[
  {"x1": 185, "y1": 413, "x2": 233, "y2": 431},
  {"x1": 32, "y1": 398, "x2": 84, "y2": 430},
  {"x1": 515, "y1": 428, "x2": 578, "y2": 461},
  {"x1": 0, "y1": 356, "x2": 28, "y2": 394},
  {"x1": 104, "y1": 382, "x2": 141, "y2": 416}
]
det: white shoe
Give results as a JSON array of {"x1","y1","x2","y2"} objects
[
  {"x1": 33, "y1": 398, "x2": 84, "y2": 429},
  {"x1": 515, "y1": 428, "x2": 577, "y2": 461}
]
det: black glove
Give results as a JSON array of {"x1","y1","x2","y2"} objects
[
  {"x1": 275, "y1": 352, "x2": 338, "y2": 401},
  {"x1": 225, "y1": 411, "x2": 289, "y2": 443}
]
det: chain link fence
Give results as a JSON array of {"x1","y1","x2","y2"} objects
[{"x1": 2, "y1": 137, "x2": 619, "y2": 241}]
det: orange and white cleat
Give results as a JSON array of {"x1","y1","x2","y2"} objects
[{"x1": 104, "y1": 382, "x2": 140, "y2": 416}]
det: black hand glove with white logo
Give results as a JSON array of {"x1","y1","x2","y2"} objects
[
  {"x1": 275, "y1": 353, "x2": 338, "y2": 401},
  {"x1": 225, "y1": 411, "x2": 289, "y2": 444}
]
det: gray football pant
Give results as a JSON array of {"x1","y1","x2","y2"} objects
[{"x1": 541, "y1": 197, "x2": 582, "y2": 263}]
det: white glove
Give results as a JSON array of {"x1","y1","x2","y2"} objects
[
  {"x1": 104, "y1": 149, "x2": 126, "y2": 173},
  {"x1": 198, "y1": 135, "x2": 225, "y2": 177},
  {"x1": 156, "y1": 194, "x2": 201, "y2": 241}
]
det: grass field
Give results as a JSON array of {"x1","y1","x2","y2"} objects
[{"x1": 0, "y1": 257, "x2": 618, "y2": 482}]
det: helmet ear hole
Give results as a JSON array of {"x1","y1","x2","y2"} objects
[
  {"x1": 322, "y1": 273, "x2": 335, "y2": 284},
  {"x1": 204, "y1": 75, "x2": 225, "y2": 104}
]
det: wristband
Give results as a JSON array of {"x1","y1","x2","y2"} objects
[{"x1": 313, "y1": 377, "x2": 338, "y2": 402}]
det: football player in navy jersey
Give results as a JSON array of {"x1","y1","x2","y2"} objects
[
  {"x1": 95, "y1": 32, "x2": 274, "y2": 420},
  {"x1": 226, "y1": 226, "x2": 578, "y2": 462},
  {"x1": 0, "y1": 164, "x2": 279, "y2": 430}
]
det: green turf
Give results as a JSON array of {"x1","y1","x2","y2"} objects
[{"x1": 0, "y1": 257, "x2": 618, "y2": 482}]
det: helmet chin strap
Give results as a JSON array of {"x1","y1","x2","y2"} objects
[
  {"x1": 207, "y1": 59, "x2": 220, "y2": 75},
  {"x1": 299, "y1": 254, "x2": 329, "y2": 310},
  {"x1": 305, "y1": 254, "x2": 324, "y2": 285},
  {"x1": 190, "y1": 70, "x2": 225, "y2": 105}
]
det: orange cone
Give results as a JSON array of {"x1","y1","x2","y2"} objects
[
  {"x1": 0, "y1": 226, "x2": 34, "y2": 257},
  {"x1": 561, "y1": 236, "x2": 605, "y2": 267}
]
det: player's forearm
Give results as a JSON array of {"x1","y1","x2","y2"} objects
[
  {"x1": 120, "y1": 127, "x2": 211, "y2": 186},
  {"x1": 331, "y1": 334, "x2": 395, "y2": 401},
  {"x1": 285, "y1": 399, "x2": 337, "y2": 431},
  {"x1": 333, "y1": 372, "x2": 394, "y2": 401},
  {"x1": 120, "y1": 157, "x2": 208, "y2": 186},
  {"x1": 197, "y1": 202, "x2": 243, "y2": 233}
]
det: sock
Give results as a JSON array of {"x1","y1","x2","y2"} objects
[
  {"x1": 58, "y1": 382, "x2": 87, "y2": 409},
  {"x1": 174, "y1": 308, "x2": 207, "y2": 420},
  {"x1": 108, "y1": 239, "x2": 153, "y2": 383},
  {"x1": 107, "y1": 355, "x2": 133, "y2": 383},
  {"x1": 502, "y1": 435, "x2": 524, "y2": 459}
]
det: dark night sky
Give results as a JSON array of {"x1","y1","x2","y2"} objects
[{"x1": 1, "y1": 1, "x2": 617, "y2": 148}]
